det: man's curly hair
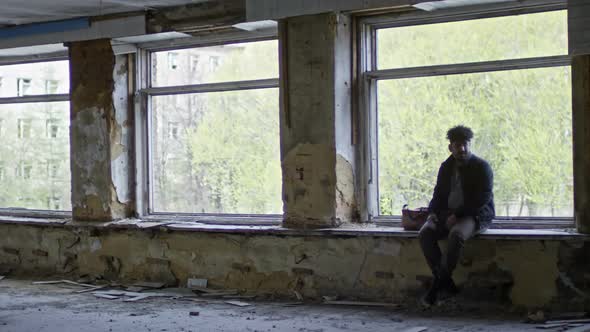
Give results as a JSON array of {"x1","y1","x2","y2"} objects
[{"x1": 447, "y1": 125, "x2": 474, "y2": 142}]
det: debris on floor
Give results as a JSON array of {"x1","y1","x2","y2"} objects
[
  {"x1": 32, "y1": 279, "x2": 96, "y2": 288},
  {"x1": 401, "y1": 327, "x2": 428, "y2": 332},
  {"x1": 132, "y1": 281, "x2": 166, "y2": 289},
  {"x1": 323, "y1": 300, "x2": 400, "y2": 307},
  {"x1": 401, "y1": 326, "x2": 428, "y2": 332},
  {"x1": 225, "y1": 300, "x2": 251, "y2": 307},
  {"x1": 187, "y1": 278, "x2": 208, "y2": 289},
  {"x1": 533, "y1": 318, "x2": 590, "y2": 331},
  {"x1": 189, "y1": 311, "x2": 200, "y2": 316},
  {"x1": 526, "y1": 309, "x2": 545, "y2": 323}
]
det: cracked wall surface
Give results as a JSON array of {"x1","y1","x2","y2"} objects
[
  {"x1": 69, "y1": 39, "x2": 133, "y2": 221},
  {"x1": 1, "y1": 223, "x2": 587, "y2": 310},
  {"x1": 280, "y1": 13, "x2": 357, "y2": 227}
]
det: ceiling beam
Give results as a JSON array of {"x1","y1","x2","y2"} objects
[{"x1": 147, "y1": 0, "x2": 246, "y2": 33}]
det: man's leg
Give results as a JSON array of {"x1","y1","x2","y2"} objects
[
  {"x1": 419, "y1": 220, "x2": 445, "y2": 275},
  {"x1": 440, "y1": 217, "x2": 477, "y2": 291},
  {"x1": 418, "y1": 220, "x2": 445, "y2": 305}
]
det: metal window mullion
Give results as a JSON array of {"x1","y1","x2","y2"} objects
[
  {"x1": 365, "y1": 55, "x2": 571, "y2": 81},
  {"x1": 139, "y1": 33, "x2": 278, "y2": 53},
  {"x1": 362, "y1": 0, "x2": 566, "y2": 30},
  {"x1": 0, "y1": 94, "x2": 70, "y2": 105},
  {"x1": 134, "y1": 48, "x2": 150, "y2": 217},
  {"x1": 140, "y1": 78, "x2": 279, "y2": 96},
  {"x1": 0, "y1": 54, "x2": 69, "y2": 66}
]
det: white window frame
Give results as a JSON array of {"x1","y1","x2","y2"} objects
[
  {"x1": 356, "y1": 0, "x2": 573, "y2": 228},
  {"x1": 0, "y1": 56, "x2": 70, "y2": 218},
  {"x1": 135, "y1": 33, "x2": 282, "y2": 224}
]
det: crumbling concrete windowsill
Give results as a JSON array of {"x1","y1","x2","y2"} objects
[{"x1": 0, "y1": 216, "x2": 586, "y2": 241}]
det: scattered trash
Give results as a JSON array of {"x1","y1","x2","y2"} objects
[
  {"x1": 292, "y1": 290, "x2": 303, "y2": 301},
  {"x1": 225, "y1": 300, "x2": 251, "y2": 307},
  {"x1": 200, "y1": 290, "x2": 239, "y2": 297},
  {"x1": 126, "y1": 286, "x2": 145, "y2": 292},
  {"x1": 189, "y1": 311, "x2": 200, "y2": 316},
  {"x1": 278, "y1": 302, "x2": 304, "y2": 307},
  {"x1": 187, "y1": 278, "x2": 208, "y2": 289},
  {"x1": 93, "y1": 293, "x2": 120, "y2": 300},
  {"x1": 32, "y1": 280, "x2": 95, "y2": 288},
  {"x1": 124, "y1": 295, "x2": 152, "y2": 302},
  {"x1": 0, "y1": 276, "x2": 5, "y2": 281},
  {"x1": 401, "y1": 328, "x2": 427, "y2": 332},
  {"x1": 75, "y1": 285, "x2": 107, "y2": 294},
  {"x1": 323, "y1": 300, "x2": 400, "y2": 307},
  {"x1": 560, "y1": 324, "x2": 590, "y2": 332},
  {"x1": 133, "y1": 281, "x2": 166, "y2": 289},
  {"x1": 527, "y1": 310, "x2": 546, "y2": 323},
  {"x1": 322, "y1": 295, "x2": 338, "y2": 302}
]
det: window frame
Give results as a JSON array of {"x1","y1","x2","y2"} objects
[
  {"x1": 0, "y1": 56, "x2": 70, "y2": 218},
  {"x1": 356, "y1": 0, "x2": 573, "y2": 227},
  {"x1": 136, "y1": 33, "x2": 282, "y2": 223}
]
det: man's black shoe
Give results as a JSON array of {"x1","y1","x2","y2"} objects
[
  {"x1": 420, "y1": 278, "x2": 439, "y2": 307},
  {"x1": 441, "y1": 277, "x2": 459, "y2": 295}
]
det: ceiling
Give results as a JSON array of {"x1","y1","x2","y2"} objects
[{"x1": 0, "y1": 0, "x2": 204, "y2": 27}]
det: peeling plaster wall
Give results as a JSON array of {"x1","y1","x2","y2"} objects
[
  {"x1": 69, "y1": 39, "x2": 133, "y2": 221},
  {"x1": 1, "y1": 223, "x2": 587, "y2": 310},
  {"x1": 280, "y1": 13, "x2": 357, "y2": 227},
  {"x1": 282, "y1": 143, "x2": 338, "y2": 228}
]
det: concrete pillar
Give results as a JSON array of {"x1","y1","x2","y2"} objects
[
  {"x1": 572, "y1": 55, "x2": 590, "y2": 233},
  {"x1": 280, "y1": 13, "x2": 357, "y2": 229},
  {"x1": 68, "y1": 39, "x2": 133, "y2": 221}
]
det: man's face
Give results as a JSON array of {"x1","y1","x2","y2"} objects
[{"x1": 449, "y1": 140, "x2": 471, "y2": 163}]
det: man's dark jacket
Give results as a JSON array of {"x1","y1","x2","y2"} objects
[{"x1": 428, "y1": 154, "x2": 495, "y2": 230}]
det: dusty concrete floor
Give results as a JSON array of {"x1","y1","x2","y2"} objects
[{"x1": 0, "y1": 279, "x2": 538, "y2": 332}]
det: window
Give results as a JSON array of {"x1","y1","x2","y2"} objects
[
  {"x1": 168, "y1": 52, "x2": 179, "y2": 70},
  {"x1": 209, "y1": 55, "x2": 220, "y2": 69},
  {"x1": 46, "y1": 119, "x2": 60, "y2": 138},
  {"x1": 17, "y1": 119, "x2": 32, "y2": 138},
  {"x1": 144, "y1": 39, "x2": 280, "y2": 215},
  {"x1": 17, "y1": 162, "x2": 33, "y2": 179},
  {"x1": 360, "y1": 6, "x2": 571, "y2": 220},
  {"x1": 167, "y1": 122, "x2": 180, "y2": 139},
  {"x1": 190, "y1": 55, "x2": 200, "y2": 72},
  {"x1": 0, "y1": 59, "x2": 70, "y2": 211},
  {"x1": 17, "y1": 78, "x2": 31, "y2": 96},
  {"x1": 46, "y1": 160, "x2": 59, "y2": 178},
  {"x1": 45, "y1": 80, "x2": 59, "y2": 94},
  {"x1": 46, "y1": 197, "x2": 61, "y2": 210}
]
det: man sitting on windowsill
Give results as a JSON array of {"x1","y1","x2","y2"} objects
[{"x1": 419, "y1": 125, "x2": 495, "y2": 307}]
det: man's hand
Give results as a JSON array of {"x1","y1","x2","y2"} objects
[
  {"x1": 446, "y1": 214, "x2": 458, "y2": 229},
  {"x1": 426, "y1": 213, "x2": 438, "y2": 224}
]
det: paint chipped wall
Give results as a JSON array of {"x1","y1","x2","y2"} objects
[
  {"x1": 280, "y1": 13, "x2": 357, "y2": 227},
  {"x1": 69, "y1": 39, "x2": 133, "y2": 221},
  {"x1": 1, "y1": 223, "x2": 587, "y2": 310}
]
